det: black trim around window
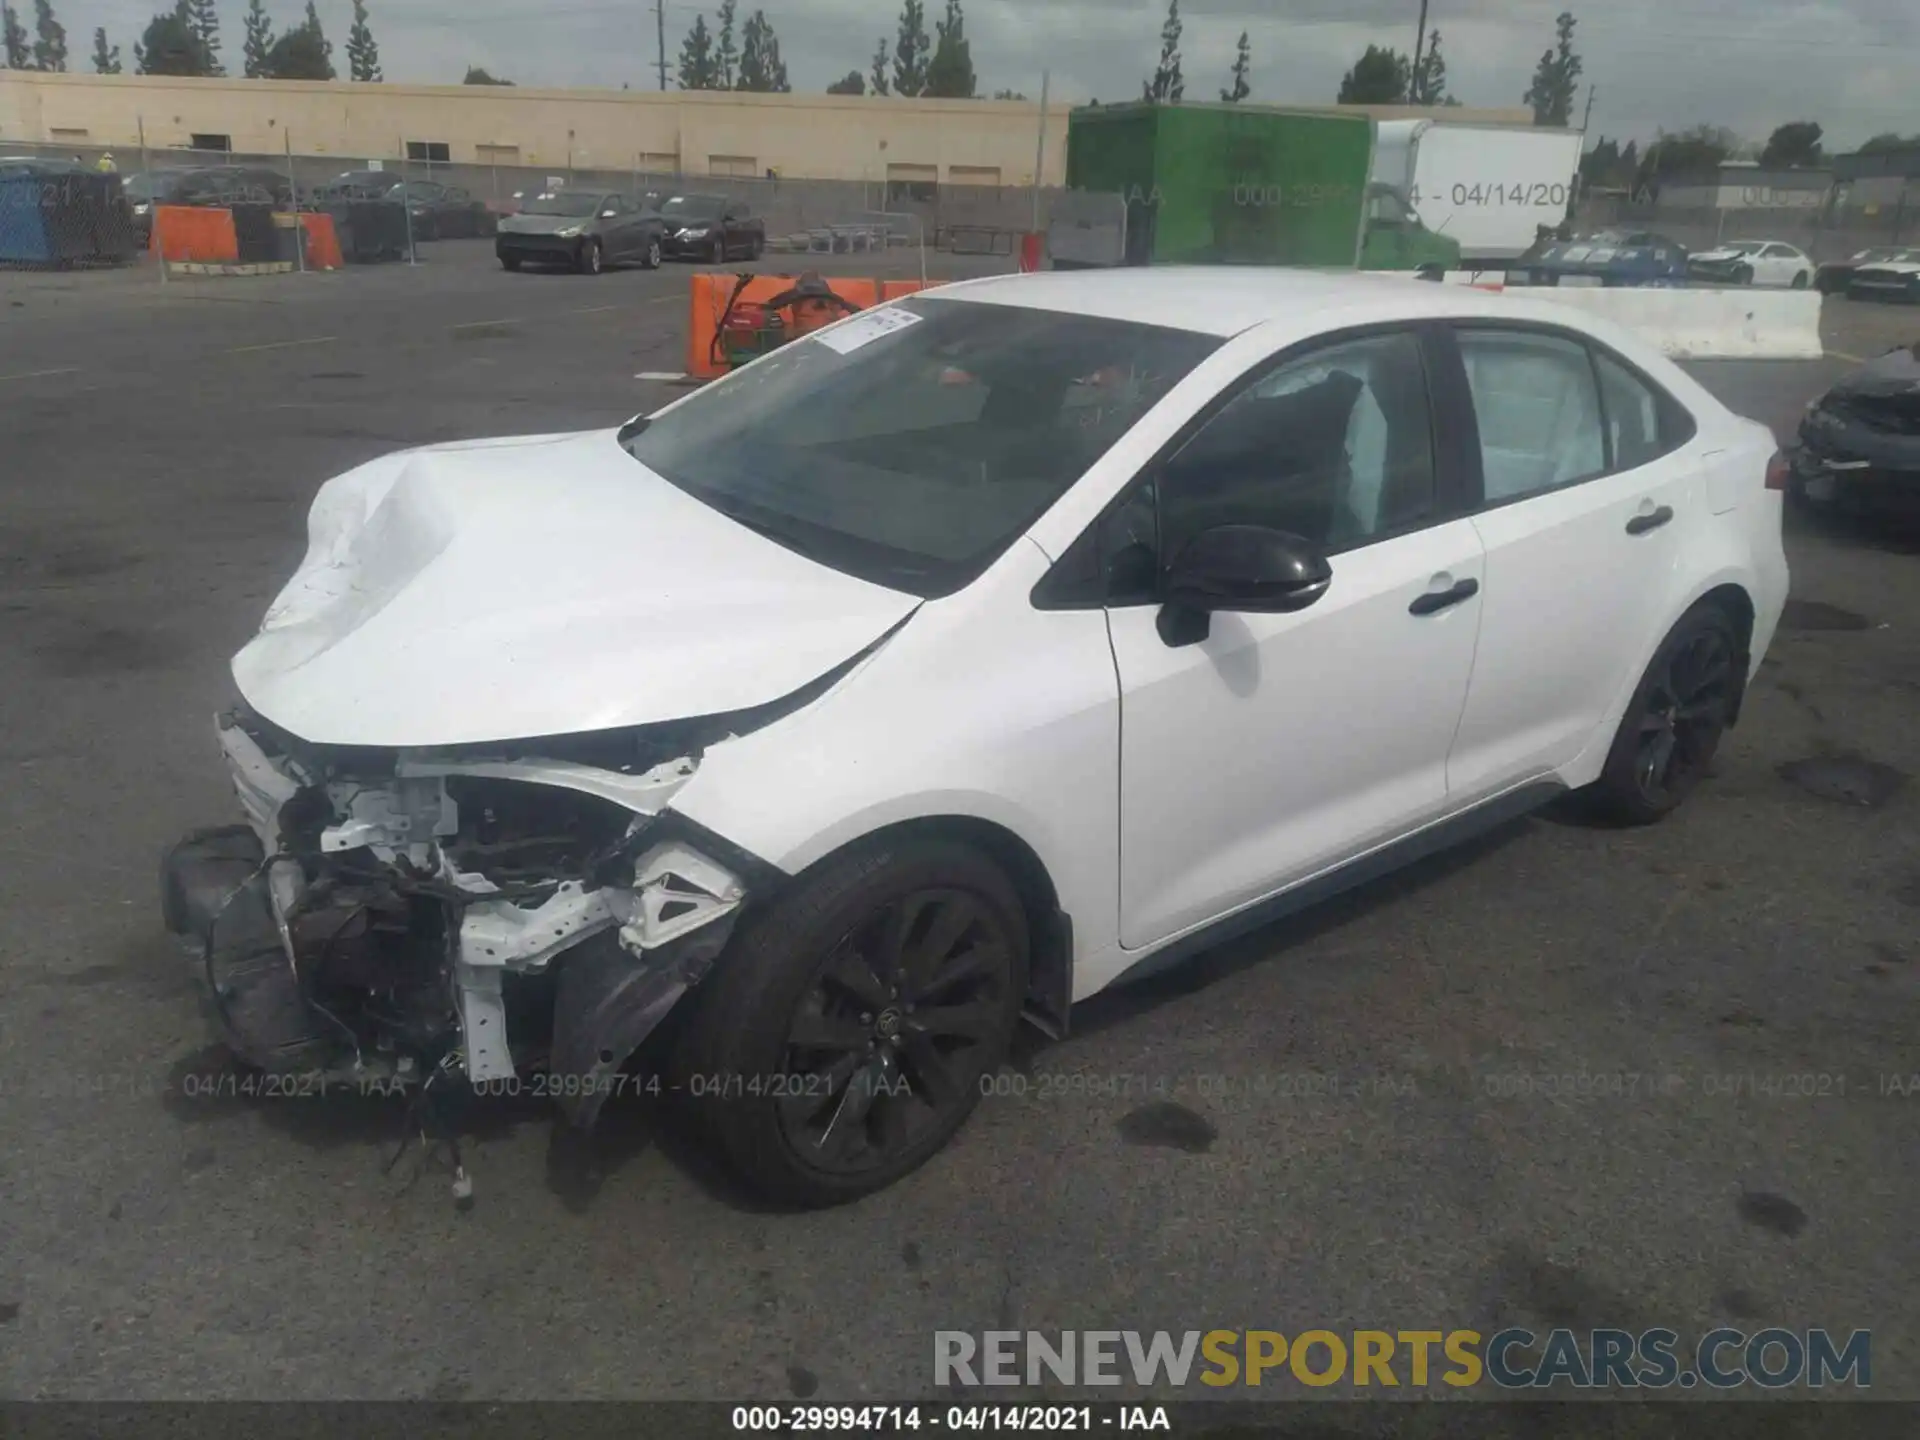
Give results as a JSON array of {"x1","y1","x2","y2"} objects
[{"x1": 1032, "y1": 319, "x2": 1472, "y2": 612}]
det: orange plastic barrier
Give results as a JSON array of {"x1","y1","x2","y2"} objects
[
  {"x1": 686, "y1": 271, "x2": 942, "y2": 380},
  {"x1": 297, "y1": 212, "x2": 344, "y2": 270},
  {"x1": 151, "y1": 204, "x2": 238, "y2": 263}
]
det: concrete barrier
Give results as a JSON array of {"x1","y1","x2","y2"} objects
[{"x1": 1506, "y1": 287, "x2": 1825, "y2": 360}]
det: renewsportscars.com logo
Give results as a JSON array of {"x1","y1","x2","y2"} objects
[{"x1": 934, "y1": 1328, "x2": 1871, "y2": 1391}]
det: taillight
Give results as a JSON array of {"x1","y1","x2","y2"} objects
[{"x1": 1765, "y1": 451, "x2": 1791, "y2": 491}]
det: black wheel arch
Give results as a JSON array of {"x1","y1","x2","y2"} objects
[
  {"x1": 1688, "y1": 583, "x2": 1755, "y2": 726},
  {"x1": 724, "y1": 814, "x2": 1073, "y2": 1043}
]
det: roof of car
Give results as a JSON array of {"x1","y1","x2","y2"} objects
[{"x1": 922, "y1": 266, "x2": 1562, "y2": 339}]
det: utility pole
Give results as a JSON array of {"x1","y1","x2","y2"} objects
[
  {"x1": 1579, "y1": 84, "x2": 1596, "y2": 134},
  {"x1": 655, "y1": 0, "x2": 667, "y2": 90},
  {"x1": 1410, "y1": 0, "x2": 1429, "y2": 104}
]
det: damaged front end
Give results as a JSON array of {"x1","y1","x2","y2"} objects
[{"x1": 160, "y1": 705, "x2": 762, "y2": 1129}]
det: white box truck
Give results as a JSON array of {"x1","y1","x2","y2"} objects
[{"x1": 1370, "y1": 120, "x2": 1585, "y2": 269}]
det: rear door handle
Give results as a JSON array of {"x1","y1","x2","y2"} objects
[
  {"x1": 1409, "y1": 578, "x2": 1480, "y2": 616},
  {"x1": 1625, "y1": 505, "x2": 1674, "y2": 536}
]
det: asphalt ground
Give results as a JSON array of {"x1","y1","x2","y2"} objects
[{"x1": 1, "y1": 243, "x2": 1918, "y2": 1407}]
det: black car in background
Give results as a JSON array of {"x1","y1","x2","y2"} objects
[
  {"x1": 1813, "y1": 247, "x2": 1919, "y2": 295},
  {"x1": 120, "y1": 165, "x2": 300, "y2": 245},
  {"x1": 312, "y1": 171, "x2": 496, "y2": 240},
  {"x1": 389, "y1": 180, "x2": 497, "y2": 239},
  {"x1": 1791, "y1": 342, "x2": 1920, "y2": 517},
  {"x1": 494, "y1": 190, "x2": 667, "y2": 274},
  {"x1": 658, "y1": 193, "x2": 765, "y2": 261}
]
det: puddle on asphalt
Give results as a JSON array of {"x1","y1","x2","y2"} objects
[
  {"x1": 1779, "y1": 599, "x2": 1871, "y2": 632},
  {"x1": 1116, "y1": 1101, "x2": 1217, "y2": 1153},
  {"x1": 1777, "y1": 755, "x2": 1907, "y2": 808}
]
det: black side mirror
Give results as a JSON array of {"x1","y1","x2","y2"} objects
[{"x1": 1157, "y1": 524, "x2": 1332, "y2": 647}]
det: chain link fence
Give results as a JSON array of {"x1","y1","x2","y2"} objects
[
  {"x1": 0, "y1": 136, "x2": 1062, "y2": 282},
  {"x1": 1577, "y1": 191, "x2": 1919, "y2": 264}
]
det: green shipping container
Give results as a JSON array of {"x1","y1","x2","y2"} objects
[{"x1": 1064, "y1": 102, "x2": 1376, "y2": 268}]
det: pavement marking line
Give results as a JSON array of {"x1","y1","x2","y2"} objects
[
  {"x1": 645, "y1": 294, "x2": 682, "y2": 305},
  {"x1": 227, "y1": 336, "x2": 338, "y2": 354},
  {"x1": 568, "y1": 304, "x2": 626, "y2": 315},
  {"x1": 451, "y1": 318, "x2": 523, "y2": 330},
  {"x1": 635, "y1": 371, "x2": 688, "y2": 381},
  {"x1": 1824, "y1": 349, "x2": 1868, "y2": 365},
  {"x1": 0, "y1": 366, "x2": 81, "y2": 383}
]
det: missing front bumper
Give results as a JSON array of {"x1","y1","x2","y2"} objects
[{"x1": 165, "y1": 713, "x2": 759, "y2": 1120}]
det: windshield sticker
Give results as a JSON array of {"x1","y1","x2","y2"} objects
[{"x1": 814, "y1": 305, "x2": 924, "y2": 355}]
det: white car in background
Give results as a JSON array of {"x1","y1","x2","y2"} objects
[
  {"x1": 161, "y1": 270, "x2": 1790, "y2": 1207},
  {"x1": 1687, "y1": 239, "x2": 1815, "y2": 288}
]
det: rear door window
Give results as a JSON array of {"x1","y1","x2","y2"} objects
[{"x1": 1456, "y1": 329, "x2": 1606, "y2": 504}]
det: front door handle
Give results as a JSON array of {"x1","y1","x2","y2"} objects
[
  {"x1": 1409, "y1": 578, "x2": 1480, "y2": 616},
  {"x1": 1625, "y1": 505, "x2": 1674, "y2": 536}
]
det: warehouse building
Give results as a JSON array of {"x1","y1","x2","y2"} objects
[{"x1": 0, "y1": 72, "x2": 1529, "y2": 188}]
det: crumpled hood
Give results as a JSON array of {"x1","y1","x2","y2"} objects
[
  {"x1": 1857, "y1": 260, "x2": 1920, "y2": 277},
  {"x1": 1689, "y1": 248, "x2": 1753, "y2": 264},
  {"x1": 1826, "y1": 343, "x2": 1920, "y2": 401},
  {"x1": 233, "y1": 429, "x2": 920, "y2": 749}
]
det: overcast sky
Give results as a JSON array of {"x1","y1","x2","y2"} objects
[{"x1": 80, "y1": 0, "x2": 1917, "y2": 149}]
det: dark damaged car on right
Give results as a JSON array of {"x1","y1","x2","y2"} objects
[{"x1": 1791, "y1": 342, "x2": 1920, "y2": 516}]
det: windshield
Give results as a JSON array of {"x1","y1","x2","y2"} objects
[
  {"x1": 661, "y1": 195, "x2": 724, "y2": 220},
  {"x1": 123, "y1": 173, "x2": 174, "y2": 200},
  {"x1": 620, "y1": 296, "x2": 1221, "y2": 596},
  {"x1": 521, "y1": 192, "x2": 605, "y2": 216}
]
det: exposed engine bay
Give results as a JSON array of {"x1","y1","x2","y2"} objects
[{"x1": 161, "y1": 704, "x2": 760, "y2": 1142}]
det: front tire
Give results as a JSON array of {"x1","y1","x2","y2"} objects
[
  {"x1": 1791, "y1": 270, "x2": 1809, "y2": 290},
  {"x1": 1732, "y1": 263, "x2": 1754, "y2": 286},
  {"x1": 577, "y1": 238, "x2": 603, "y2": 275},
  {"x1": 674, "y1": 836, "x2": 1029, "y2": 1208},
  {"x1": 500, "y1": 255, "x2": 521, "y2": 272},
  {"x1": 1581, "y1": 603, "x2": 1742, "y2": 825},
  {"x1": 643, "y1": 236, "x2": 663, "y2": 270}
]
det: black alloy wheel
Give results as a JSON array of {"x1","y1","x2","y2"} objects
[
  {"x1": 671, "y1": 835, "x2": 1029, "y2": 1206},
  {"x1": 777, "y1": 888, "x2": 1015, "y2": 1177},
  {"x1": 1585, "y1": 604, "x2": 1741, "y2": 824},
  {"x1": 1630, "y1": 627, "x2": 1734, "y2": 805}
]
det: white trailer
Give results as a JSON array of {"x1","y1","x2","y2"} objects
[{"x1": 1370, "y1": 120, "x2": 1585, "y2": 267}]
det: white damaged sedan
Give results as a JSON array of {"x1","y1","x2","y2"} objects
[{"x1": 163, "y1": 268, "x2": 1789, "y2": 1205}]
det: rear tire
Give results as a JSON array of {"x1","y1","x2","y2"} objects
[
  {"x1": 673, "y1": 836, "x2": 1029, "y2": 1208},
  {"x1": 749, "y1": 233, "x2": 765, "y2": 261},
  {"x1": 1580, "y1": 603, "x2": 1743, "y2": 826}
]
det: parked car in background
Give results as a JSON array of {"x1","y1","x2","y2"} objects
[
  {"x1": 1813, "y1": 247, "x2": 1914, "y2": 295},
  {"x1": 312, "y1": 169, "x2": 401, "y2": 203},
  {"x1": 1686, "y1": 239, "x2": 1814, "y2": 288},
  {"x1": 1526, "y1": 230, "x2": 1689, "y2": 287},
  {"x1": 658, "y1": 193, "x2": 765, "y2": 261},
  {"x1": 169, "y1": 165, "x2": 302, "y2": 209},
  {"x1": 494, "y1": 190, "x2": 666, "y2": 273},
  {"x1": 121, "y1": 169, "x2": 189, "y2": 245},
  {"x1": 387, "y1": 180, "x2": 497, "y2": 240},
  {"x1": 1848, "y1": 250, "x2": 1920, "y2": 304},
  {"x1": 1790, "y1": 342, "x2": 1920, "y2": 515}
]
